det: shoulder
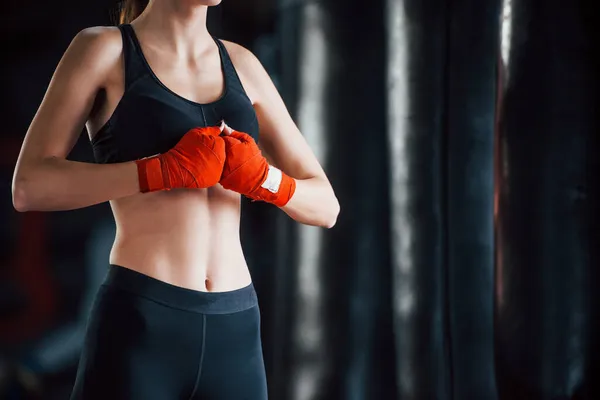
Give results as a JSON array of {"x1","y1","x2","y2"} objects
[
  {"x1": 65, "y1": 26, "x2": 123, "y2": 71},
  {"x1": 219, "y1": 39, "x2": 274, "y2": 103},
  {"x1": 219, "y1": 40, "x2": 259, "y2": 65},
  {"x1": 71, "y1": 26, "x2": 122, "y2": 52},
  {"x1": 219, "y1": 39, "x2": 267, "y2": 79}
]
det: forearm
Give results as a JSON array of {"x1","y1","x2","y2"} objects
[
  {"x1": 12, "y1": 156, "x2": 139, "y2": 212},
  {"x1": 280, "y1": 177, "x2": 339, "y2": 228}
]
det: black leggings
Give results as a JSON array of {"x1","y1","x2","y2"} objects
[{"x1": 71, "y1": 265, "x2": 268, "y2": 400}]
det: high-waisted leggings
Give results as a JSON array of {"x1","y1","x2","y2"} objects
[{"x1": 70, "y1": 265, "x2": 268, "y2": 400}]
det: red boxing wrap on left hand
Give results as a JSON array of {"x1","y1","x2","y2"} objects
[{"x1": 220, "y1": 130, "x2": 296, "y2": 207}]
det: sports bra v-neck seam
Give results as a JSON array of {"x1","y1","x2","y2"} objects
[{"x1": 121, "y1": 23, "x2": 231, "y2": 108}]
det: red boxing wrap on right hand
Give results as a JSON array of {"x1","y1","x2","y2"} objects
[{"x1": 135, "y1": 126, "x2": 225, "y2": 193}]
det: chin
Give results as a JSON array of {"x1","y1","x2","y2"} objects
[{"x1": 197, "y1": 0, "x2": 223, "y2": 5}]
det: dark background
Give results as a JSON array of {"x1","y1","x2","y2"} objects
[{"x1": 1, "y1": 0, "x2": 598, "y2": 399}]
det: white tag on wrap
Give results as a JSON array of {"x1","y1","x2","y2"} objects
[{"x1": 261, "y1": 165, "x2": 283, "y2": 193}]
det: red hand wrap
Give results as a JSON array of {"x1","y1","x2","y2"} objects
[
  {"x1": 220, "y1": 130, "x2": 296, "y2": 207},
  {"x1": 135, "y1": 126, "x2": 225, "y2": 193}
]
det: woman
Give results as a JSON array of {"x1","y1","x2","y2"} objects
[{"x1": 11, "y1": 0, "x2": 340, "y2": 398}]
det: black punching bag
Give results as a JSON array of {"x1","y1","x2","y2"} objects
[
  {"x1": 278, "y1": 0, "x2": 394, "y2": 399},
  {"x1": 445, "y1": 0, "x2": 500, "y2": 398},
  {"x1": 386, "y1": 0, "x2": 451, "y2": 398},
  {"x1": 386, "y1": 0, "x2": 500, "y2": 397},
  {"x1": 495, "y1": 0, "x2": 597, "y2": 398}
]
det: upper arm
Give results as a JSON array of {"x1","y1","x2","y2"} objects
[
  {"x1": 15, "y1": 26, "x2": 122, "y2": 172},
  {"x1": 223, "y1": 41, "x2": 327, "y2": 181}
]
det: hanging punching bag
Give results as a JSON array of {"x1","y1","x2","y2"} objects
[
  {"x1": 445, "y1": 0, "x2": 500, "y2": 398},
  {"x1": 278, "y1": 0, "x2": 394, "y2": 399},
  {"x1": 495, "y1": 0, "x2": 596, "y2": 398},
  {"x1": 386, "y1": 0, "x2": 451, "y2": 398}
]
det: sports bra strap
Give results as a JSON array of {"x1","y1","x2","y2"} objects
[
  {"x1": 213, "y1": 38, "x2": 247, "y2": 95},
  {"x1": 118, "y1": 24, "x2": 150, "y2": 90}
]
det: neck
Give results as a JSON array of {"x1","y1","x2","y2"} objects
[{"x1": 133, "y1": 0, "x2": 212, "y2": 54}]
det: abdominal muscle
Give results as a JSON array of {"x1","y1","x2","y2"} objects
[{"x1": 108, "y1": 184, "x2": 252, "y2": 292}]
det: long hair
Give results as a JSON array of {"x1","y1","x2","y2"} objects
[{"x1": 119, "y1": 0, "x2": 149, "y2": 24}]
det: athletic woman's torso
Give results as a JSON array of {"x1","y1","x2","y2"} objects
[{"x1": 86, "y1": 24, "x2": 259, "y2": 292}]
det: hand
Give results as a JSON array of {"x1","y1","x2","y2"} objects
[
  {"x1": 220, "y1": 124, "x2": 295, "y2": 207},
  {"x1": 136, "y1": 126, "x2": 225, "y2": 193}
]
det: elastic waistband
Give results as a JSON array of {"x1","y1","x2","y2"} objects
[{"x1": 102, "y1": 265, "x2": 258, "y2": 314}]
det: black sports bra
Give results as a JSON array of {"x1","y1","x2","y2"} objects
[{"x1": 91, "y1": 24, "x2": 259, "y2": 164}]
